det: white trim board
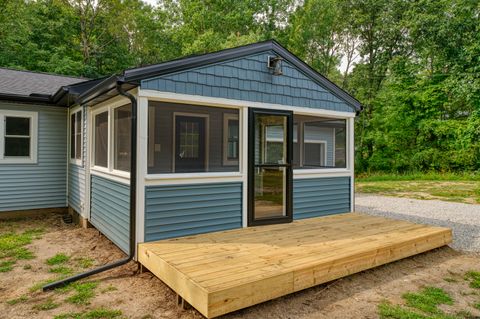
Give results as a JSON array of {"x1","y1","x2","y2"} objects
[
  {"x1": 0, "y1": 110, "x2": 38, "y2": 164},
  {"x1": 139, "y1": 90, "x2": 356, "y2": 119}
]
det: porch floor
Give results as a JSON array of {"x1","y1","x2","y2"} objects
[{"x1": 138, "y1": 213, "x2": 452, "y2": 318}]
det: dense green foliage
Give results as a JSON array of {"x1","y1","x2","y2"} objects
[{"x1": 1, "y1": 0, "x2": 479, "y2": 173}]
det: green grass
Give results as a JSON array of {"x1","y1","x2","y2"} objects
[
  {"x1": 49, "y1": 266, "x2": 74, "y2": 275},
  {"x1": 378, "y1": 286, "x2": 460, "y2": 319},
  {"x1": 30, "y1": 278, "x2": 62, "y2": 292},
  {"x1": 474, "y1": 303, "x2": 480, "y2": 310},
  {"x1": 464, "y1": 271, "x2": 480, "y2": 289},
  {"x1": 33, "y1": 298, "x2": 60, "y2": 311},
  {"x1": 6, "y1": 295, "x2": 28, "y2": 305},
  {"x1": 356, "y1": 179, "x2": 480, "y2": 204},
  {"x1": 0, "y1": 229, "x2": 42, "y2": 272},
  {"x1": 0, "y1": 260, "x2": 15, "y2": 272},
  {"x1": 379, "y1": 302, "x2": 430, "y2": 319},
  {"x1": 64, "y1": 282, "x2": 98, "y2": 305},
  {"x1": 403, "y1": 287, "x2": 453, "y2": 314},
  {"x1": 53, "y1": 308, "x2": 123, "y2": 319},
  {"x1": 46, "y1": 253, "x2": 70, "y2": 266},
  {"x1": 75, "y1": 257, "x2": 94, "y2": 269},
  {"x1": 356, "y1": 172, "x2": 480, "y2": 182}
]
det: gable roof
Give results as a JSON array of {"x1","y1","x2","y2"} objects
[
  {"x1": 0, "y1": 68, "x2": 87, "y2": 104},
  {"x1": 79, "y1": 40, "x2": 362, "y2": 112}
]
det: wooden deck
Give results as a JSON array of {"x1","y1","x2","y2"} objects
[{"x1": 138, "y1": 213, "x2": 452, "y2": 318}]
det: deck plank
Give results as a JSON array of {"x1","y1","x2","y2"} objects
[{"x1": 138, "y1": 213, "x2": 452, "y2": 318}]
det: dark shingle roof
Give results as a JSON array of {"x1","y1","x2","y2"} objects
[{"x1": 0, "y1": 68, "x2": 86, "y2": 96}]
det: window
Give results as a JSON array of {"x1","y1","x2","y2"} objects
[
  {"x1": 114, "y1": 105, "x2": 131, "y2": 172},
  {"x1": 70, "y1": 109, "x2": 82, "y2": 163},
  {"x1": 94, "y1": 111, "x2": 108, "y2": 168},
  {"x1": 292, "y1": 115, "x2": 347, "y2": 169},
  {"x1": 264, "y1": 124, "x2": 285, "y2": 164},
  {"x1": 0, "y1": 111, "x2": 37, "y2": 163},
  {"x1": 223, "y1": 114, "x2": 239, "y2": 165},
  {"x1": 148, "y1": 101, "x2": 240, "y2": 174},
  {"x1": 92, "y1": 103, "x2": 132, "y2": 175}
]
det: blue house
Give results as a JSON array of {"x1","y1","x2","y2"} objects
[{"x1": 0, "y1": 40, "x2": 361, "y2": 255}]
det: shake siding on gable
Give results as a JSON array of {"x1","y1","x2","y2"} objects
[
  {"x1": 141, "y1": 51, "x2": 355, "y2": 113},
  {"x1": 0, "y1": 102, "x2": 67, "y2": 212}
]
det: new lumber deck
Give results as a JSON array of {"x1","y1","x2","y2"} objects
[{"x1": 138, "y1": 213, "x2": 452, "y2": 318}]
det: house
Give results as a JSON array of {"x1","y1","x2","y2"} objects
[
  {"x1": 0, "y1": 40, "x2": 360, "y2": 249},
  {"x1": 0, "y1": 40, "x2": 453, "y2": 318}
]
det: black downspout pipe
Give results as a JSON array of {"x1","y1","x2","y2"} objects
[{"x1": 43, "y1": 82, "x2": 137, "y2": 291}]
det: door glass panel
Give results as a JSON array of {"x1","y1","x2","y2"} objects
[
  {"x1": 254, "y1": 167, "x2": 286, "y2": 219},
  {"x1": 252, "y1": 112, "x2": 290, "y2": 222},
  {"x1": 254, "y1": 115, "x2": 287, "y2": 165}
]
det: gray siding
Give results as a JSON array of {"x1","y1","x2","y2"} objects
[
  {"x1": 90, "y1": 175, "x2": 130, "y2": 253},
  {"x1": 145, "y1": 182, "x2": 242, "y2": 242},
  {"x1": 141, "y1": 51, "x2": 354, "y2": 113},
  {"x1": 68, "y1": 164, "x2": 84, "y2": 213},
  {"x1": 0, "y1": 102, "x2": 67, "y2": 211},
  {"x1": 293, "y1": 177, "x2": 351, "y2": 219}
]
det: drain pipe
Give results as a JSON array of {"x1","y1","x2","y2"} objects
[{"x1": 43, "y1": 82, "x2": 137, "y2": 291}]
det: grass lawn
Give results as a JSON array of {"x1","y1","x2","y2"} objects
[{"x1": 356, "y1": 172, "x2": 480, "y2": 204}]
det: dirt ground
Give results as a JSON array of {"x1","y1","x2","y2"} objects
[{"x1": 1, "y1": 214, "x2": 480, "y2": 319}]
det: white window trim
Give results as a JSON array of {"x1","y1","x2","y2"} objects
[
  {"x1": 223, "y1": 113, "x2": 239, "y2": 166},
  {"x1": 69, "y1": 108, "x2": 83, "y2": 166},
  {"x1": 0, "y1": 110, "x2": 38, "y2": 164},
  {"x1": 141, "y1": 92, "x2": 354, "y2": 186},
  {"x1": 90, "y1": 100, "x2": 132, "y2": 179}
]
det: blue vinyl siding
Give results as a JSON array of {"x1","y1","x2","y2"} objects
[
  {"x1": 0, "y1": 102, "x2": 67, "y2": 212},
  {"x1": 90, "y1": 175, "x2": 130, "y2": 253},
  {"x1": 141, "y1": 51, "x2": 354, "y2": 113},
  {"x1": 144, "y1": 182, "x2": 242, "y2": 242},
  {"x1": 293, "y1": 177, "x2": 351, "y2": 219},
  {"x1": 68, "y1": 164, "x2": 84, "y2": 213}
]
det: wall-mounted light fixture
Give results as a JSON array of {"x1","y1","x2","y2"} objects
[{"x1": 268, "y1": 56, "x2": 284, "y2": 75}]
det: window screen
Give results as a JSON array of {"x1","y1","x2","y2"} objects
[
  {"x1": 148, "y1": 101, "x2": 240, "y2": 174},
  {"x1": 293, "y1": 115, "x2": 347, "y2": 169},
  {"x1": 4, "y1": 116, "x2": 30, "y2": 157},
  {"x1": 114, "y1": 105, "x2": 131, "y2": 172},
  {"x1": 94, "y1": 111, "x2": 108, "y2": 167}
]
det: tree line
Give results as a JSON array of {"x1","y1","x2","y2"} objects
[{"x1": 1, "y1": 0, "x2": 479, "y2": 173}]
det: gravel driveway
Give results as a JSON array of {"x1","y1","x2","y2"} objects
[{"x1": 355, "y1": 194, "x2": 480, "y2": 252}]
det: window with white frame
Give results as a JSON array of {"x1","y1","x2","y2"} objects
[
  {"x1": 223, "y1": 113, "x2": 239, "y2": 165},
  {"x1": 92, "y1": 103, "x2": 131, "y2": 174},
  {"x1": 70, "y1": 109, "x2": 82, "y2": 163},
  {"x1": 148, "y1": 101, "x2": 240, "y2": 174},
  {"x1": 293, "y1": 115, "x2": 347, "y2": 169},
  {"x1": 0, "y1": 110, "x2": 38, "y2": 164}
]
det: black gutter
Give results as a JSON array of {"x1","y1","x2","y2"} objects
[{"x1": 43, "y1": 82, "x2": 137, "y2": 291}]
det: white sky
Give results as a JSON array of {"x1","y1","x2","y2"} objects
[{"x1": 143, "y1": 0, "x2": 158, "y2": 6}]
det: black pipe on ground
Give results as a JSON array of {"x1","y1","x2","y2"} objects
[{"x1": 43, "y1": 82, "x2": 137, "y2": 291}]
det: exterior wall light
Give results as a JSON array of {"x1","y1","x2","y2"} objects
[{"x1": 268, "y1": 56, "x2": 284, "y2": 75}]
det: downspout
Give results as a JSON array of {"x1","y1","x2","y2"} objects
[{"x1": 43, "y1": 82, "x2": 137, "y2": 291}]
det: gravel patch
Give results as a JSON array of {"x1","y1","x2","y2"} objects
[{"x1": 355, "y1": 194, "x2": 480, "y2": 252}]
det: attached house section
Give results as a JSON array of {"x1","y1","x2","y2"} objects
[
  {"x1": 144, "y1": 182, "x2": 243, "y2": 241},
  {"x1": 68, "y1": 106, "x2": 87, "y2": 215},
  {"x1": 0, "y1": 103, "x2": 67, "y2": 212},
  {"x1": 90, "y1": 175, "x2": 130, "y2": 253},
  {"x1": 293, "y1": 177, "x2": 351, "y2": 220}
]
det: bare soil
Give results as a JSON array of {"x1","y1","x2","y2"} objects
[{"x1": 1, "y1": 214, "x2": 480, "y2": 319}]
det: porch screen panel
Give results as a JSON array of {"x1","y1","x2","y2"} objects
[
  {"x1": 292, "y1": 115, "x2": 346, "y2": 169},
  {"x1": 94, "y1": 111, "x2": 108, "y2": 168},
  {"x1": 147, "y1": 101, "x2": 240, "y2": 174}
]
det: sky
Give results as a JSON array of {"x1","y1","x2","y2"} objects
[{"x1": 144, "y1": 0, "x2": 158, "y2": 6}]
